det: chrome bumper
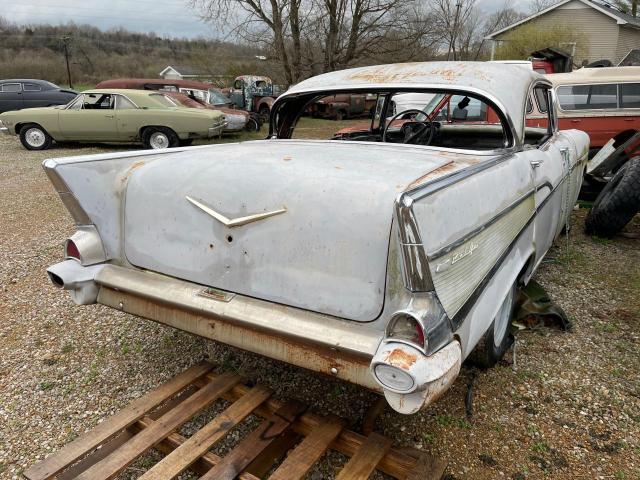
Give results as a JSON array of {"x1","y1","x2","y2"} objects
[
  {"x1": 208, "y1": 121, "x2": 227, "y2": 137},
  {"x1": 47, "y1": 261, "x2": 463, "y2": 412},
  {"x1": 0, "y1": 126, "x2": 9, "y2": 135},
  {"x1": 94, "y1": 264, "x2": 383, "y2": 391}
]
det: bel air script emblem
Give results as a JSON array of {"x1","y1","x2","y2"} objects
[
  {"x1": 186, "y1": 196, "x2": 287, "y2": 228},
  {"x1": 435, "y1": 242, "x2": 479, "y2": 273}
]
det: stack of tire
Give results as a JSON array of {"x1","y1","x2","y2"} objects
[{"x1": 585, "y1": 157, "x2": 640, "y2": 237}]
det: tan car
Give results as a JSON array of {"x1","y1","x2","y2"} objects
[{"x1": 0, "y1": 89, "x2": 226, "y2": 150}]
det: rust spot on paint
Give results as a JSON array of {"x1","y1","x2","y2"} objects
[
  {"x1": 283, "y1": 155, "x2": 293, "y2": 161},
  {"x1": 383, "y1": 349, "x2": 417, "y2": 370},
  {"x1": 120, "y1": 160, "x2": 146, "y2": 185},
  {"x1": 408, "y1": 160, "x2": 455, "y2": 189}
]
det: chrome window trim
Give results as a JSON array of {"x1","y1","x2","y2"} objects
[{"x1": 272, "y1": 84, "x2": 521, "y2": 148}]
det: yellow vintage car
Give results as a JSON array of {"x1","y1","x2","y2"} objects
[{"x1": 0, "y1": 89, "x2": 226, "y2": 150}]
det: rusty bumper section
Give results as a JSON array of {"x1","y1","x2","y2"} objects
[{"x1": 94, "y1": 265, "x2": 383, "y2": 391}]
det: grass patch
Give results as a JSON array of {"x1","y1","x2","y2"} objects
[
  {"x1": 532, "y1": 441, "x2": 550, "y2": 453},
  {"x1": 436, "y1": 414, "x2": 472, "y2": 429},
  {"x1": 39, "y1": 381, "x2": 55, "y2": 391}
]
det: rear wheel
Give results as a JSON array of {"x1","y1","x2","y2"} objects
[
  {"x1": 142, "y1": 127, "x2": 179, "y2": 150},
  {"x1": 467, "y1": 283, "x2": 517, "y2": 369},
  {"x1": 245, "y1": 116, "x2": 260, "y2": 132},
  {"x1": 19, "y1": 124, "x2": 52, "y2": 150},
  {"x1": 258, "y1": 106, "x2": 270, "y2": 124}
]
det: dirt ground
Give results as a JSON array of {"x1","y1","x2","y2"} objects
[{"x1": 0, "y1": 131, "x2": 638, "y2": 480}]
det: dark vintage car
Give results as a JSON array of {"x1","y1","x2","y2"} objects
[{"x1": 0, "y1": 79, "x2": 76, "y2": 113}]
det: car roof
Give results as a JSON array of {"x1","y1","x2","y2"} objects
[
  {"x1": 96, "y1": 78, "x2": 216, "y2": 90},
  {"x1": 0, "y1": 79, "x2": 51, "y2": 84},
  {"x1": 80, "y1": 89, "x2": 177, "y2": 108},
  {"x1": 547, "y1": 66, "x2": 640, "y2": 85},
  {"x1": 283, "y1": 61, "x2": 545, "y2": 145}
]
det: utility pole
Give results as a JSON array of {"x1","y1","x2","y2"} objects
[
  {"x1": 450, "y1": 0, "x2": 462, "y2": 61},
  {"x1": 61, "y1": 35, "x2": 73, "y2": 89}
]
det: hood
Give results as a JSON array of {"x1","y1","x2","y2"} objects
[{"x1": 123, "y1": 140, "x2": 452, "y2": 321}]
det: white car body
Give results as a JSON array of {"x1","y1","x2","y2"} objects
[{"x1": 45, "y1": 62, "x2": 589, "y2": 414}]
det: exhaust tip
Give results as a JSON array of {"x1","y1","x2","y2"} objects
[{"x1": 47, "y1": 271, "x2": 64, "y2": 288}]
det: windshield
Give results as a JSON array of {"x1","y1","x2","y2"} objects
[{"x1": 209, "y1": 89, "x2": 230, "y2": 105}]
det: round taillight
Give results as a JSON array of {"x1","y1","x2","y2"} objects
[
  {"x1": 387, "y1": 313, "x2": 426, "y2": 350},
  {"x1": 65, "y1": 239, "x2": 81, "y2": 261},
  {"x1": 374, "y1": 364, "x2": 414, "y2": 392}
]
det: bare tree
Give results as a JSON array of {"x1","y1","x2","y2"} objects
[
  {"x1": 529, "y1": 0, "x2": 558, "y2": 13},
  {"x1": 613, "y1": 0, "x2": 638, "y2": 16},
  {"x1": 430, "y1": 0, "x2": 477, "y2": 60},
  {"x1": 190, "y1": 0, "x2": 435, "y2": 83}
]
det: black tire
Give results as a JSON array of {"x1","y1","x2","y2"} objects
[
  {"x1": 467, "y1": 283, "x2": 516, "y2": 369},
  {"x1": 258, "y1": 106, "x2": 270, "y2": 124},
  {"x1": 585, "y1": 157, "x2": 640, "y2": 237},
  {"x1": 179, "y1": 139, "x2": 194, "y2": 147},
  {"x1": 19, "y1": 124, "x2": 52, "y2": 150},
  {"x1": 245, "y1": 116, "x2": 260, "y2": 132},
  {"x1": 142, "y1": 127, "x2": 179, "y2": 150}
]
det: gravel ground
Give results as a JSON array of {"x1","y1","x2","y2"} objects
[{"x1": 0, "y1": 134, "x2": 638, "y2": 480}]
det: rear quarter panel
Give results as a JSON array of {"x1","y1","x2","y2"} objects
[{"x1": 410, "y1": 154, "x2": 535, "y2": 356}]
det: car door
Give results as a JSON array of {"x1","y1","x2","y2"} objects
[
  {"x1": 0, "y1": 82, "x2": 24, "y2": 112},
  {"x1": 22, "y1": 82, "x2": 47, "y2": 108},
  {"x1": 113, "y1": 94, "x2": 141, "y2": 140},
  {"x1": 58, "y1": 93, "x2": 118, "y2": 141},
  {"x1": 527, "y1": 85, "x2": 574, "y2": 265}
]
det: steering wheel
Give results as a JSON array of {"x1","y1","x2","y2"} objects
[{"x1": 382, "y1": 108, "x2": 436, "y2": 145}]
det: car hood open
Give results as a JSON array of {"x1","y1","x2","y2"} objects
[{"x1": 123, "y1": 140, "x2": 452, "y2": 321}]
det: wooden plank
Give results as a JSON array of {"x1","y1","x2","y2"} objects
[
  {"x1": 139, "y1": 385, "x2": 272, "y2": 480},
  {"x1": 134, "y1": 416, "x2": 260, "y2": 480},
  {"x1": 243, "y1": 428, "x2": 301, "y2": 478},
  {"x1": 200, "y1": 400, "x2": 306, "y2": 480},
  {"x1": 269, "y1": 415, "x2": 343, "y2": 480},
  {"x1": 335, "y1": 432, "x2": 392, "y2": 480},
  {"x1": 215, "y1": 380, "x2": 432, "y2": 479},
  {"x1": 23, "y1": 361, "x2": 214, "y2": 480},
  {"x1": 406, "y1": 451, "x2": 448, "y2": 480},
  {"x1": 74, "y1": 371, "x2": 240, "y2": 480}
]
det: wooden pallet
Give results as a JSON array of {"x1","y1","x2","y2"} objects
[{"x1": 24, "y1": 361, "x2": 446, "y2": 480}]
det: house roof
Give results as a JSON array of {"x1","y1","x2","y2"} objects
[
  {"x1": 159, "y1": 65, "x2": 208, "y2": 76},
  {"x1": 485, "y1": 0, "x2": 640, "y2": 39}
]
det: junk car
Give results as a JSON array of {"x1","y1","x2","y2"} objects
[
  {"x1": 0, "y1": 79, "x2": 76, "y2": 113},
  {"x1": 43, "y1": 62, "x2": 588, "y2": 414},
  {"x1": 95, "y1": 78, "x2": 257, "y2": 132},
  {"x1": 227, "y1": 75, "x2": 280, "y2": 122},
  {"x1": 0, "y1": 89, "x2": 226, "y2": 150}
]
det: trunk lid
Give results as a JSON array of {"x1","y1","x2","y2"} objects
[{"x1": 124, "y1": 140, "x2": 451, "y2": 321}]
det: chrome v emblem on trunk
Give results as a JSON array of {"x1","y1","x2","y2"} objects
[{"x1": 186, "y1": 196, "x2": 287, "y2": 228}]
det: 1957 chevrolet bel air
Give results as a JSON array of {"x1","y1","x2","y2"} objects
[{"x1": 44, "y1": 62, "x2": 588, "y2": 414}]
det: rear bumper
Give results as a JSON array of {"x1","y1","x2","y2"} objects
[{"x1": 47, "y1": 261, "x2": 462, "y2": 412}]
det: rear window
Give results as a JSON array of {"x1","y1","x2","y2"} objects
[
  {"x1": 620, "y1": 83, "x2": 640, "y2": 109},
  {"x1": 23, "y1": 83, "x2": 42, "y2": 92},
  {"x1": 557, "y1": 84, "x2": 617, "y2": 110}
]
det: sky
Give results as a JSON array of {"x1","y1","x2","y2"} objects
[{"x1": 0, "y1": 0, "x2": 533, "y2": 39}]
